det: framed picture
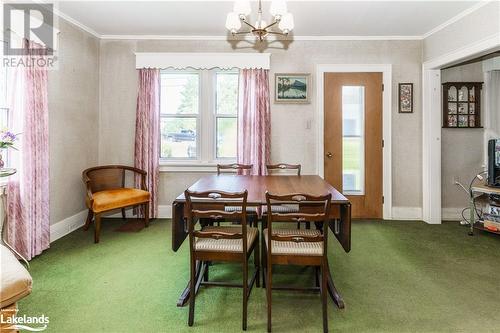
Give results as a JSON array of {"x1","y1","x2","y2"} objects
[
  {"x1": 398, "y1": 83, "x2": 413, "y2": 113},
  {"x1": 275, "y1": 73, "x2": 311, "y2": 104}
]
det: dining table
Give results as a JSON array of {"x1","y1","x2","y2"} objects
[{"x1": 171, "y1": 174, "x2": 351, "y2": 309}]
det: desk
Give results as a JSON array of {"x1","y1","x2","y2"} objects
[
  {"x1": 470, "y1": 183, "x2": 500, "y2": 236},
  {"x1": 171, "y1": 175, "x2": 351, "y2": 308}
]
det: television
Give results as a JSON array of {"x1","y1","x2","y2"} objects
[{"x1": 488, "y1": 139, "x2": 500, "y2": 187}]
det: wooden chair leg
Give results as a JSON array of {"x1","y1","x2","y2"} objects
[
  {"x1": 261, "y1": 233, "x2": 267, "y2": 288},
  {"x1": 243, "y1": 257, "x2": 248, "y2": 331},
  {"x1": 255, "y1": 235, "x2": 260, "y2": 288},
  {"x1": 144, "y1": 202, "x2": 150, "y2": 227},
  {"x1": 94, "y1": 213, "x2": 101, "y2": 243},
  {"x1": 267, "y1": 259, "x2": 272, "y2": 332},
  {"x1": 188, "y1": 258, "x2": 196, "y2": 326},
  {"x1": 121, "y1": 208, "x2": 126, "y2": 220},
  {"x1": 321, "y1": 262, "x2": 328, "y2": 333},
  {"x1": 83, "y1": 209, "x2": 93, "y2": 231}
]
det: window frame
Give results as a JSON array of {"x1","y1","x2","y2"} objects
[{"x1": 159, "y1": 68, "x2": 239, "y2": 170}]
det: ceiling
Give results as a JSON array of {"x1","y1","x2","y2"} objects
[{"x1": 55, "y1": 1, "x2": 482, "y2": 39}]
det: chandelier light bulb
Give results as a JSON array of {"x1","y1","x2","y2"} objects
[
  {"x1": 233, "y1": 0, "x2": 251, "y2": 16},
  {"x1": 278, "y1": 12, "x2": 294, "y2": 32},
  {"x1": 225, "y1": 12, "x2": 241, "y2": 31},
  {"x1": 255, "y1": 20, "x2": 267, "y2": 30},
  {"x1": 270, "y1": 0, "x2": 288, "y2": 18}
]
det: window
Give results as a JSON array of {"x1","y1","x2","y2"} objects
[
  {"x1": 342, "y1": 86, "x2": 365, "y2": 195},
  {"x1": 0, "y1": 67, "x2": 8, "y2": 129},
  {"x1": 160, "y1": 70, "x2": 238, "y2": 163}
]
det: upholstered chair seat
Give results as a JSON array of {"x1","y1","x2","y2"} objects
[
  {"x1": 91, "y1": 188, "x2": 150, "y2": 213},
  {"x1": 263, "y1": 228, "x2": 323, "y2": 256},
  {"x1": 224, "y1": 206, "x2": 258, "y2": 214},
  {"x1": 195, "y1": 226, "x2": 258, "y2": 253},
  {"x1": 261, "y1": 204, "x2": 299, "y2": 214}
]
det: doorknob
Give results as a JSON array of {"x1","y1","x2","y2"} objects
[{"x1": 326, "y1": 152, "x2": 333, "y2": 159}]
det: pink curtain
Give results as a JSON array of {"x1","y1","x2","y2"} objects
[
  {"x1": 237, "y1": 69, "x2": 271, "y2": 176},
  {"x1": 134, "y1": 69, "x2": 160, "y2": 218},
  {"x1": 6, "y1": 39, "x2": 50, "y2": 260}
]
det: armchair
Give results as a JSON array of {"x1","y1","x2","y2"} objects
[{"x1": 82, "y1": 165, "x2": 150, "y2": 243}]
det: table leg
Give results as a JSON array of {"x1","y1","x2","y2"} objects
[
  {"x1": 318, "y1": 258, "x2": 344, "y2": 309},
  {"x1": 177, "y1": 260, "x2": 207, "y2": 307}
]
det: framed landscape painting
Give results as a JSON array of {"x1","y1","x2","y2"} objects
[
  {"x1": 275, "y1": 73, "x2": 311, "y2": 104},
  {"x1": 398, "y1": 83, "x2": 413, "y2": 113}
]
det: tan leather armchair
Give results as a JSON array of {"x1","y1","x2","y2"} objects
[{"x1": 82, "y1": 165, "x2": 150, "y2": 243}]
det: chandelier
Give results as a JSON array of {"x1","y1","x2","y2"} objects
[{"x1": 225, "y1": 0, "x2": 294, "y2": 41}]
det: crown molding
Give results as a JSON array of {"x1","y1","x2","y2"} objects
[
  {"x1": 422, "y1": 1, "x2": 492, "y2": 39},
  {"x1": 100, "y1": 34, "x2": 423, "y2": 41},
  {"x1": 53, "y1": 1, "x2": 490, "y2": 42}
]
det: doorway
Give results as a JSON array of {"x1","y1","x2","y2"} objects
[{"x1": 323, "y1": 72, "x2": 383, "y2": 218}]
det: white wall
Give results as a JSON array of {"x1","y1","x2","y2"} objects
[
  {"x1": 98, "y1": 39, "x2": 423, "y2": 216},
  {"x1": 441, "y1": 62, "x2": 485, "y2": 220},
  {"x1": 49, "y1": 19, "x2": 100, "y2": 225}
]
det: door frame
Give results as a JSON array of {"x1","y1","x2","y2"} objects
[{"x1": 316, "y1": 64, "x2": 392, "y2": 220}]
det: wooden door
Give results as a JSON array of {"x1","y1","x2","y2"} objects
[{"x1": 324, "y1": 72, "x2": 383, "y2": 218}]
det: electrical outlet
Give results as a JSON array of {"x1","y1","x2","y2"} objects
[{"x1": 452, "y1": 176, "x2": 460, "y2": 185}]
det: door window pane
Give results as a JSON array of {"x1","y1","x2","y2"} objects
[
  {"x1": 160, "y1": 118, "x2": 197, "y2": 159},
  {"x1": 342, "y1": 86, "x2": 365, "y2": 194},
  {"x1": 161, "y1": 73, "x2": 199, "y2": 115}
]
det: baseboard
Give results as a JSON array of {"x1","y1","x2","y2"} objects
[
  {"x1": 50, "y1": 210, "x2": 87, "y2": 243},
  {"x1": 442, "y1": 207, "x2": 464, "y2": 221},
  {"x1": 391, "y1": 206, "x2": 423, "y2": 220}
]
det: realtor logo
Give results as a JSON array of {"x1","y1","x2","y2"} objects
[{"x1": 3, "y1": 3, "x2": 54, "y2": 56}]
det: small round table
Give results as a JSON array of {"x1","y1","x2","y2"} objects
[{"x1": 0, "y1": 168, "x2": 29, "y2": 267}]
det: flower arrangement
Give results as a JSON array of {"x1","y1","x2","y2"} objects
[
  {"x1": 0, "y1": 129, "x2": 19, "y2": 169},
  {"x1": 0, "y1": 130, "x2": 19, "y2": 150}
]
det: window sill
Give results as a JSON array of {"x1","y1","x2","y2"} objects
[{"x1": 160, "y1": 161, "x2": 235, "y2": 173}]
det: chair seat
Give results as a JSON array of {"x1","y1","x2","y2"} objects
[
  {"x1": 195, "y1": 226, "x2": 258, "y2": 253},
  {"x1": 261, "y1": 204, "x2": 300, "y2": 214},
  {"x1": 224, "y1": 206, "x2": 258, "y2": 215},
  {"x1": 91, "y1": 188, "x2": 150, "y2": 213},
  {"x1": 264, "y1": 228, "x2": 323, "y2": 256},
  {"x1": 0, "y1": 245, "x2": 32, "y2": 308}
]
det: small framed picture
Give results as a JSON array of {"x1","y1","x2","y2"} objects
[
  {"x1": 275, "y1": 73, "x2": 311, "y2": 104},
  {"x1": 398, "y1": 83, "x2": 413, "y2": 113}
]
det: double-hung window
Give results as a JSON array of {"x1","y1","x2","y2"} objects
[{"x1": 160, "y1": 69, "x2": 238, "y2": 165}]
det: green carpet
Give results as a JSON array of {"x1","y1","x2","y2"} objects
[{"x1": 18, "y1": 219, "x2": 500, "y2": 333}]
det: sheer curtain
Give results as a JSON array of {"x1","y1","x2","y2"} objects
[
  {"x1": 237, "y1": 69, "x2": 271, "y2": 175},
  {"x1": 6, "y1": 39, "x2": 50, "y2": 260},
  {"x1": 134, "y1": 69, "x2": 160, "y2": 218}
]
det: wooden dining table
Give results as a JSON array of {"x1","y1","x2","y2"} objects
[{"x1": 171, "y1": 175, "x2": 352, "y2": 309}]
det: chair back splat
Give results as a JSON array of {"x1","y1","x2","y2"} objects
[
  {"x1": 266, "y1": 163, "x2": 301, "y2": 176},
  {"x1": 216, "y1": 163, "x2": 253, "y2": 175}
]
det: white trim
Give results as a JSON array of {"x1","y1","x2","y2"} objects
[
  {"x1": 315, "y1": 64, "x2": 392, "y2": 220},
  {"x1": 136, "y1": 52, "x2": 270, "y2": 70},
  {"x1": 52, "y1": 7, "x2": 100, "y2": 38},
  {"x1": 424, "y1": 33, "x2": 500, "y2": 70},
  {"x1": 391, "y1": 207, "x2": 422, "y2": 221},
  {"x1": 50, "y1": 210, "x2": 87, "y2": 243},
  {"x1": 421, "y1": 69, "x2": 442, "y2": 225},
  {"x1": 421, "y1": 1, "x2": 491, "y2": 39},
  {"x1": 160, "y1": 164, "x2": 218, "y2": 173}
]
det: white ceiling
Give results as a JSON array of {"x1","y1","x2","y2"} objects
[{"x1": 56, "y1": 1, "x2": 481, "y2": 38}]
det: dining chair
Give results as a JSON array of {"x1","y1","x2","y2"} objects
[
  {"x1": 264, "y1": 163, "x2": 304, "y2": 229},
  {"x1": 263, "y1": 192, "x2": 332, "y2": 333},
  {"x1": 184, "y1": 189, "x2": 260, "y2": 331},
  {"x1": 266, "y1": 163, "x2": 301, "y2": 176},
  {"x1": 216, "y1": 163, "x2": 253, "y2": 175},
  {"x1": 216, "y1": 163, "x2": 258, "y2": 226},
  {"x1": 82, "y1": 165, "x2": 150, "y2": 243}
]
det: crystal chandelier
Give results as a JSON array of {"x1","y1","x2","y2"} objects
[{"x1": 225, "y1": 0, "x2": 294, "y2": 41}]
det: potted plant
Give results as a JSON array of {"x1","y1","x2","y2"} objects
[{"x1": 0, "y1": 130, "x2": 19, "y2": 169}]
